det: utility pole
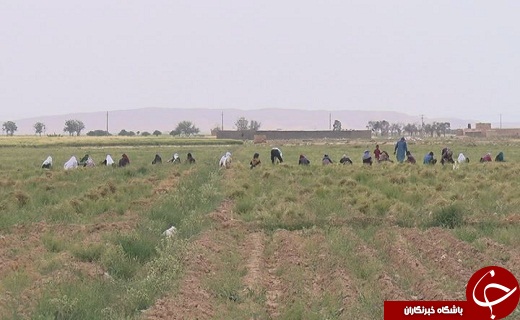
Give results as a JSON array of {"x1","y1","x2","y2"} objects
[
  {"x1": 221, "y1": 111, "x2": 224, "y2": 131},
  {"x1": 500, "y1": 114, "x2": 502, "y2": 129},
  {"x1": 106, "y1": 111, "x2": 109, "y2": 134},
  {"x1": 420, "y1": 114, "x2": 425, "y2": 136},
  {"x1": 329, "y1": 113, "x2": 332, "y2": 130}
]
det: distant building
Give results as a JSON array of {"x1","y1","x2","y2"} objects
[{"x1": 462, "y1": 123, "x2": 520, "y2": 138}]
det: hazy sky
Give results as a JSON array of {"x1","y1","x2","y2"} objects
[{"x1": 1, "y1": 1, "x2": 518, "y2": 122}]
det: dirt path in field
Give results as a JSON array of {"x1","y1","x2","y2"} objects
[
  {"x1": 338, "y1": 226, "x2": 408, "y2": 301},
  {"x1": 144, "y1": 199, "x2": 234, "y2": 320},
  {"x1": 145, "y1": 231, "x2": 219, "y2": 320},
  {"x1": 398, "y1": 228, "x2": 506, "y2": 300}
]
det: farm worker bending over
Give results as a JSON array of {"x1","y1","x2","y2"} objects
[
  {"x1": 186, "y1": 153, "x2": 196, "y2": 164},
  {"x1": 219, "y1": 152, "x2": 232, "y2": 168},
  {"x1": 457, "y1": 153, "x2": 469, "y2": 163},
  {"x1": 405, "y1": 151, "x2": 416, "y2": 164},
  {"x1": 271, "y1": 148, "x2": 283, "y2": 164},
  {"x1": 42, "y1": 156, "x2": 52, "y2": 169},
  {"x1": 495, "y1": 152, "x2": 505, "y2": 162},
  {"x1": 102, "y1": 154, "x2": 115, "y2": 166},
  {"x1": 85, "y1": 156, "x2": 95, "y2": 167},
  {"x1": 168, "y1": 153, "x2": 181, "y2": 163},
  {"x1": 394, "y1": 137, "x2": 408, "y2": 163},
  {"x1": 119, "y1": 154, "x2": 130, "y2": 167},
  {"x1": 152, "y1": 154, "x2": 162, "y2": 164},
  {"x1": 440, "y1": 148, "x2": 455, "y2": 165},
  {"x1": 339, "y1": 154, "x2": 352, "y2": 165},
  {"x1": 378, "y1": 151, "x2": 393, "y2": 163},
  {"x1": 362, "y1": 150, "x2": 373, "y2": 165},
  {"x1": 250, "y1": 153, "x2": 261, "y2": 169},
  {"x1": 299, "y1": 154, "x2": 311, "y2": 165},
  {"x1": 322, "y1": 154, "x2": 333, "y2": 165},
  {"x1": 423, "y1": 152, "x2": 437, "y2": 165},
  {"x1": 64, "y1": 156, "x2": 78, "y2": 170},
  {"x1": 480, "y1": 153, "x2": 492, "y2": 162}
]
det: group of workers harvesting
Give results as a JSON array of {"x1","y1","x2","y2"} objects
[
  {"x1": 242, "y1": 138, "x2": 506, "y2": 170},
  {"x1": 41, "y1": 138, "x2": 507, "y2": 171},
  {"x1": 41, "y1": 152, "x2": 196, "y2": 170}
]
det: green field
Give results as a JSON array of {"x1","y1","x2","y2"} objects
[{"x1": 0, "y1": 136, "x2": 519, "y2": 319}]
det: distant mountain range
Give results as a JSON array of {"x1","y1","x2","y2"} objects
[{"x1": 10, "y1": 107, "x2": 491, "y2": 135}]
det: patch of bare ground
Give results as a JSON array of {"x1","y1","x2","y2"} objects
[
  {"x1": 144, "y1": 200, "x2": 234, "y2": 320},
  {"x1": 152, "y1": 171, "x2": 182, "y2": 195},
  {"x1": 144, "y1": 232, "x2": 220, "y2": 320},
  {"x1": 374, "y1": 228, "x2": 449, "y2": 300},
  {"x1": 338, "y1": 227, "x2": 407, "y2": 301},
  {"x1": 261, "y1": 229, "x2": 359, "y2": 318},
  {"x1": 474, "y1": 237, "x2": 520, "y2": 277},
  {"x1": 398, "y1": 228, "x2": 490, "y2": 300},
  {"x1": 306, "y1": 231, "x2": 357, "y2": 316},
  {"x1": 0, "y1": 222, "x2": 112, "y2": 318},
  {"x1": 242, "y1": 232, "x2": 265, "y2": 291}
]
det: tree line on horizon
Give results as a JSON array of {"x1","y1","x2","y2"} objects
[{"x1": 2, "y1": 117, "x2": 450, "y2": 137}]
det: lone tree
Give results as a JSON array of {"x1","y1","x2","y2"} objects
[
  {"x1": 2, "y1": 121, "x2": 18, "y2": 136},
  {"x1": 332, "y1": 120, "x2": 342, "y2": 131},
  {"x1": 63, "y1": 119, "x2": 85, "y2": 136},
  {"x1": 235, "y1": 117, "x2": 249, "y2": 131},
  {"x1": 170, "y1": 121, "x2": 200, "y2": 136},
  {"x1": 153, "y1": 130, "x2": 162, "y2": 136},
  {"x1": 34, "y1": 122, "x2": 46, "y2": 136}
]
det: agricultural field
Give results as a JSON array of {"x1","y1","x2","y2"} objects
[{"x1": 0, "y1": 136, "x2": 519, "y2": 319}]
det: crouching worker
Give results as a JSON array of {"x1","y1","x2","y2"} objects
[
  {"x1": 441, "y1": 148, "x2": 455, "y2": 165},
  {"x1": 480, "y1": 153, "x2": 492, "y2": 162},
  {"x1": 41, "y1": 156, "x2": 53, "y2": 169},
  {"x1": 378, "y1": 151, "x2": 393, "y2": 163},
  {"x1": 101, "y1": 154, "x2": 115, "y2": 166},
  {"x1": 152, "y1": 154, "x2": 162, "y2": 164},
  {"x1": 186, "y1": 153, "x2": 196, "y2": 164},
  {"x1": 362, "y1": 150, "x2": 373, "y2": 165},
  {"x1": 423, "y1": 152, "x2": 437, "y2": 165},
  {"x1": 119, "y1": 154, "x2": 130, "y2": 167},
  {"x1": 495, "y1": 152, "x2": 505, "y2": 162},
  {"x1": 458, "y1": 153, "x2": 469, "y2": 164},
  {"x1": 168, "y1": 153, "x2": 181, "y2": 164},
  {"x1": 219, "y1": 152, "x2": 232, "y2": 168},
  {"x1": 250, "y1": 153, "x2": 261, "y2": 169},
  {"x1": 322, "y1": 154, "x2": 333, "y2": 165},
  {"x1": 339, "y1": 154, "x2": 353, "y2": 165},
  {"x1": 271, "y1": 148, "x2": 283, "y2": 164},
  {"x1": 64, "y1": 156, "x2": 78, "y2": 170},
  {"x1": 299, "y1": 154, "x2": 310, "y2": 165},
  {"x1": 406, "y1": 151, "x2": 416, "y2": 164}
]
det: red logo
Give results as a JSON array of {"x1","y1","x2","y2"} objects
[{"x1": 466, "y1": 266, "x2": 519, "y2": 319}]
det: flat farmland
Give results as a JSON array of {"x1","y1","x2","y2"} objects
[{"x1": 0, "y1": 137, "x2": 519, "y2": 319}]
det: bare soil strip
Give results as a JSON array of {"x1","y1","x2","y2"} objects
[
  {"x1": 399, "y1": 227, "x2": 495, "y2": 299},
  {"x1": 338, "y1": 226, "x2": 407, "y2": 301},
  {"x1": 374, "y1": 228, "x2": 448, "y2": 300},
  {"x1": 243, "y1": 232, "x2": 265, "y2": 290},
  {"x1": 144, "y1": 232, "x2": 218, "y2": 320}
]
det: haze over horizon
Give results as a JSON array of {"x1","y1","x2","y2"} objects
[{"x1": 1, "y1": 1, "x2": 518, "y2": 123}]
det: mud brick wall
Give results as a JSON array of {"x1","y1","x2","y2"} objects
[{"x1": 216, "y1": 130, "x2": 371, "y2": 140}]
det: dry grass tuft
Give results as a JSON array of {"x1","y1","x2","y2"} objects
[{"x1": 13, "y1": 190, "x2": 30, "y2": 206}]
